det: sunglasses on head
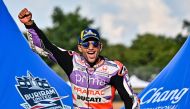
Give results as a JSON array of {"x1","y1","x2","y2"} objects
[{"x1": 80, "y1": 41, "x2": 100, "y2": 48}]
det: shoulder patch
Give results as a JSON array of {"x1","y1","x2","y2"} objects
[
  {"x1": 68, "y1": 50, "x2": 74, "y2": 56},
  {"x1": 114, "y1": 60, "x2": 128, "y2": 76}
]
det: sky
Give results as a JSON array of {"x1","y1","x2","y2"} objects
[{"x1": 4, "y1": 0, "x2": 190, "y2": 46}]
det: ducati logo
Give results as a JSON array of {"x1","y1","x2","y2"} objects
[{"x1": 15, "y1": 71, "x2": 70, "y2": 109}]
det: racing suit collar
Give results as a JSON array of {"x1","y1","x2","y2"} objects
[{"x1": 84, "y1": 55, "x2": 105, "y2": 68}]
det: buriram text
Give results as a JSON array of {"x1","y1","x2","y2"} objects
[
  {"x1": 24, "y1": 89, "x2": 56, "y2": 102},
  {"x1": 141, "y1": 87, "x2": 189, "y2": 104}
]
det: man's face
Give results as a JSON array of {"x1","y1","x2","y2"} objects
[{"x1": 78, "y1": 39, "x2": 102, "y2": 64}]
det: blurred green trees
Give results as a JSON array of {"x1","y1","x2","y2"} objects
[
  {"x1": 45, "y1": 7, "x2": 94, "y2": 50},
  {"x1": 37, "y1": 6, "x2": 188, "y2": 81}
]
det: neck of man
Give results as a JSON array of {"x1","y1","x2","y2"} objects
[{"x1": 88, "y1": 56, "x2": 102, "y2": 67}]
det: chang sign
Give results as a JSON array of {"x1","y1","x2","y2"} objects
[{"x1": 141, "y1": 87, "x2": 189, "y2": 105}]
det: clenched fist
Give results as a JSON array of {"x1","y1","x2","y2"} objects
[{"x1": 18, "y1": 8, "x2": 33, "y2": 25}]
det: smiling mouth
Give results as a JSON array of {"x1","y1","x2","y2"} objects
[
  {"x1": 87, "y1": 51, "x2": 96, "y2": 58},
  {"x1": 87, "y1": 51, "x2": 95, "y2": 54}
]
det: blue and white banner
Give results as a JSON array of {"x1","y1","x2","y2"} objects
[
  {"x1": 139, "y1": 36, "x2": 190, "y2": 108},
  {"x1": 0, "y1": 0, "x2": 73, "y2": 108}
]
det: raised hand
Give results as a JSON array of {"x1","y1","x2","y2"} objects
[{"x1": 18, "y1": 8, "x2": 33, "y2": 25}]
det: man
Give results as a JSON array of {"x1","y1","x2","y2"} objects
[{"x1": 18, "y1": 8, "x2": 140, "y2": 109}]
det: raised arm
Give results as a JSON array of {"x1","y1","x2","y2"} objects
[
  {"x1": 18, "y1": 8, "x2": 58, "y2": 55},
  {"x1": 18, "y1": 8, "x2": 73, "y2": 74}
]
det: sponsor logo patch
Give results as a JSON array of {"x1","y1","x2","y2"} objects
[{"x1": 15, "y1": 71, "x2": 70, "y2": 109}]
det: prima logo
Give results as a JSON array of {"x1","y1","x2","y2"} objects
[
  {"x1": 75, "y1": 74, "x2": 106, "y2": 86},
  {"x1": 15, "y1": 71, "x2": 70, "y2": 109}
]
